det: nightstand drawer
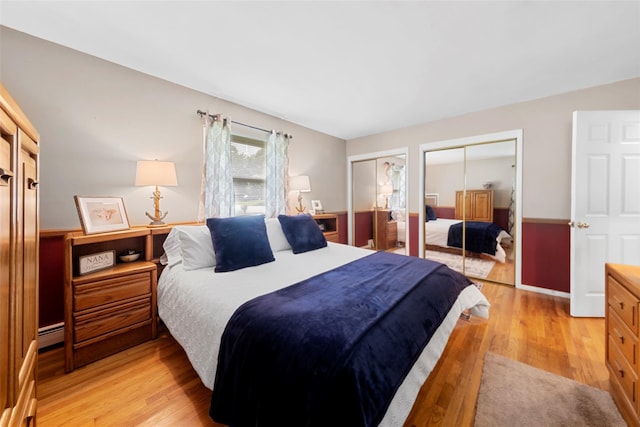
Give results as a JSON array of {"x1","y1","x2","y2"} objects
[
  {"x1": 609, "y1": 308, "x2": 638, "y2": 369},
  {"x1": 74, "y1": 297, "x2": 151, "y2": 342},
  {"x1": 74, "y1": 271, "x2": 152, "y2": 312},
  {"x1": 609, "y1": 276, "x2": 638, "y2": 334},
  {"x1": 609, "y1": 334, "x2": 638, "y2": 406},
  {"x1": 324, "y1": 231, "x2": 339, "y2": 243},
  {"x1": 386, "y1": 221, "x2": 397, "y2": 247}
]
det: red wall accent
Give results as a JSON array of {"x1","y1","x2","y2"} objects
[
  {"x1": 494, "y1": 208, "x2": 509, "y2": 232},
  {"x1": 408, "y1": 213, "x2": 419, "y2": 257},
  {"x1": 433, "y1": 206, "x2": 454, "y2": 219},
  {"x1": 521, "y1": 222, "x2": 570, "y2": 293},
  {"x1": 354, "y1": 211, "x2": 373, "y2": 247},
  {"x1": 337, "y1": 212, "x2": 348, "y2": 244},
  {"x1": 39, "y1": 235, "x2": 65, "y2": 327}
]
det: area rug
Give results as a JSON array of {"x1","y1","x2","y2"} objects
[
  {"x1": 474, "y1": 352, "x2": 625, "y2": 427},
  {"x1": 425, "y1": 250, "x2": 495, "y2": 278}
]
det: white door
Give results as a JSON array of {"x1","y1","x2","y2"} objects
[{"x1": 570, "y1": 110, "x2": 640, "y2": 317}]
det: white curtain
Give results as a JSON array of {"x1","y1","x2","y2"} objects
[
  {"x1": 264, "y1": 131, "x2": 290, "y2": 218},
  {"x1": 390, "y1": 164, "x2": 406, "y2": 209},
  {"x1": 198, "y1": 115, "x2": 234, "y2": 220}
]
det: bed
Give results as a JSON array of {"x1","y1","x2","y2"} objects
[
  {"x1": 158, "y1": 215, "x2": 490, "y2": 426},
  {"x1": 425, "y1": 217, "x2": 511, "y2": 263},
  {"x1": 391, "y1": 207, "x2": 510, "y2": 262}
]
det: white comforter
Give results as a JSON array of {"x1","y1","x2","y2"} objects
[{"x1": 158, "y1": 242, "x2": 490, "y2": 426}]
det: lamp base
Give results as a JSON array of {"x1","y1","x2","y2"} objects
[
  {"x1": 295, "y1": 192, "x2": 306, "y2": 214},
  {"x1": 145, "y1": 210, "x2": 168, "y2": 226},
  {"x1": 145, "y1": 186, "x2": 168, "y2": 226}
]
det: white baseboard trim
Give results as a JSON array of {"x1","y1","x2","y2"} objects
[
  {"x1": 38, "y1": 322, "x2": 64, "y2": 349},
  {"x1": 517, "y1": 283, "x2": 570, "y2": 299}
]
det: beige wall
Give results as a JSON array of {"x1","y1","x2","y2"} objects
[
  {"x1": 3, "y1": 25, "x2": 638, "y2": 229},
  {"x1": 347, "y1": 78, "x2": 640, "y2": 219},
  {"x1": 0, "y1": 27, "x2": 347, "y2": 229}
]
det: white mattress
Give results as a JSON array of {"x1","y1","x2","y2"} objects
[
  {"x1": 158, "y1": 242, "x2": 490, "y2": 426},
  {"x1": 425, "y1": 218, "x2": 510, "y2": 263}
]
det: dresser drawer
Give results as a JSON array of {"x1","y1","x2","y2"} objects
[
  {"x1": 609, "y1": 308, "x2": 638, "y2": 369},
  {"x1": 74, "y1": 297, "x2": 151, "y2": 343},
  {"x1": 609, "y1": 276, "x2": 639, "y2": 334},
  {"x1": 609, "y1": 334, "x2": 638, "y2": 406},
  {"x1": 74, "y1": 271, "x2": 152, "y2": 312}
]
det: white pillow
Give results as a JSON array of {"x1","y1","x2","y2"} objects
[
  {"x1": 177, "y1": 225, "x2": 216, "y2": 271},
  {"x1": 161, "y1": 227, "x2": 183, "y2": 267},
  {"x1": 265, "y1": 217, "x2": 291, "y2": 252},
  {"x1": 161, "y1": 225, "x2": 216, "y2": 270}
]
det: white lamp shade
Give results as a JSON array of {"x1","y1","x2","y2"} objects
[
  {"x1": 380, "y1": 184, "x2": 394, "y2": 195},
  {"x1": 289, "y1": 175, "x2": 311, "y2": 192},
  {"x1": 135, "y1": 160, "x2": 178, "y2": 187}
]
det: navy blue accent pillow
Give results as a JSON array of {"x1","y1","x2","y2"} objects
[
  {"x1": 206, "y1": 215, "x2": 275, "y2": 272},
  {"x1": 278, "y1": 214, "x2": 327, "y2": 254},
  {"x1": 426, "y1": 205, "x2": 437, "y2": 221}
]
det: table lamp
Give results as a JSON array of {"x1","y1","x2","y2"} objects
[
  {"x1": 135, "y1": 160, "x2": 178, "y2": 226},
  {"x1": 289, "y1": 175, "x2": 311, "y2": 214}
]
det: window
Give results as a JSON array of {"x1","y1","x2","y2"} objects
[{"x1": 231, "y1": 134, "x2": 266, "y2": 215}]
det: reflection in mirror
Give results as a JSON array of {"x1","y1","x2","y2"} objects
[
  {"x1": 424, "y1": 147, "x2": 466, "y2": 273},
  {"x1": 424, "y1": 141, "x2": 516, "y2": 286},
  {"x1": 352, "y1": 160, "x2": 377, "y2": 249},
  {"x1": 351, "y1": 155, "x2": 407, "y2": 255}
]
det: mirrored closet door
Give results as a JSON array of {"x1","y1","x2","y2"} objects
[
  {"x1": 350, "y1": 154, "x2": 407, "y2": 254},
  {"x1": 423, "y1": 139, "x2": 517, "y2": 286}
]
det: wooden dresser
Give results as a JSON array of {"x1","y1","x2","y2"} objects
[
  {"x1": 455, "y1": 189, "x2": 493, "y2": 222},
  {"x1": 606, "y1": 263, "x2": 640, "y2": 426},
  {"x1": 375, "y1": 209, "x2": 397, "y2": 251},
  {"x1": 1, "y1": 83, "x2": 40, "y2": 426},
  {"x1": 64, "y1": 227, "x2": 171, "y2": 372}
]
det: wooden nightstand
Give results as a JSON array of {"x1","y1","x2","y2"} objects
[
  {"x1": 63, "y1": 227, "x2": 171, "y2": 372},
  {"x1": 313, "y1": 213, "x2": 339, "y2": 243},
  {"x1": 375, "y1": 209, "x2": 397, "y2": 250}
]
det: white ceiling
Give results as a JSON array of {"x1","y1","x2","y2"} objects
[{"x1": 1, "y1": 1, "x2": 639, "y2": 140}]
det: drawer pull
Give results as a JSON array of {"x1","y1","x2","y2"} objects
[
  {"x1": 0, "y1": 167, "x2": 13, "y2": 186},
  {"x1": 614, "y1": 328, "x2": 624, "y2": 344},
  {"x1": 614, "y1": 360, "x2": 625, "y2": 378},
  {"x1": 27, "y1": 177, "x2": 38, "y2": 190},
  {"x1": 613, "y1": 296, "x2": 624, "y2": 310}
]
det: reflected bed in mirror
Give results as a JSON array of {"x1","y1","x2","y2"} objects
[{"x1": 423, "y1": 136, "x2": 518, "y2": 286}]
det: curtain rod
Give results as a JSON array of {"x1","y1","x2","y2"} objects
[{"x1": 196, "y1": 110, "x2": 293, "y2": 139}]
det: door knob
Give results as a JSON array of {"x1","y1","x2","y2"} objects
[{"x1": 568, "y1": 221, "x2": 590, "y2": 229}]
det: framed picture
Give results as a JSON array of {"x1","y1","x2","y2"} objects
[
  {"x1": 78, "y1": 250, "x2": 115, "y2": 275},
  {"x1": 311, "y1": 200, "x2": 323, "y2": 212},
  {"x1": 74, "y1": 196, "x2": 130, "y2": 235}
]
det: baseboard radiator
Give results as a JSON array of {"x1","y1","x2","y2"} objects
[{"x1": 38, "y1": 322, "x2": 64, "y2": 349}]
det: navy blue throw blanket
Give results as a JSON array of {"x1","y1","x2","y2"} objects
[
  {"x1": 447, "y1": 221, "x2": 503, "y2": 255},
  {"x1": 210, "y1": 251, "x2": 473, "y2": 427}
]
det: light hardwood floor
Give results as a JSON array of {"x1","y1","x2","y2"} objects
[{"x1": 37, "y1": 281, "x2": 609, "y2": 426}]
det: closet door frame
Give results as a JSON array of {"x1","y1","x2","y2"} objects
[
  {"x1": 347, "y1": 148, "x2": 409, "y2": 248},
  {"x1": 419, "y1": 129, "x2": 523, "y2": 288}
]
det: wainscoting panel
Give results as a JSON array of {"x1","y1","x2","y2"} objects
[
  {"x1": 521, "y1": 219, "x2": 570, "y2": 293},
  {"x1": 40, "y1": 233, "x2": 65, "y2": 328},
  {"x1": 409, "y1": 213, "x2": 570, "y2": 293}
]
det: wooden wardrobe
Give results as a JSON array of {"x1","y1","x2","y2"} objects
[
  {"x1": 1, "y1": 83, "x2": 40, "y2": 426},
  {"x1": 455, "y1": 189, "x2": 493, "y2": 223}
]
